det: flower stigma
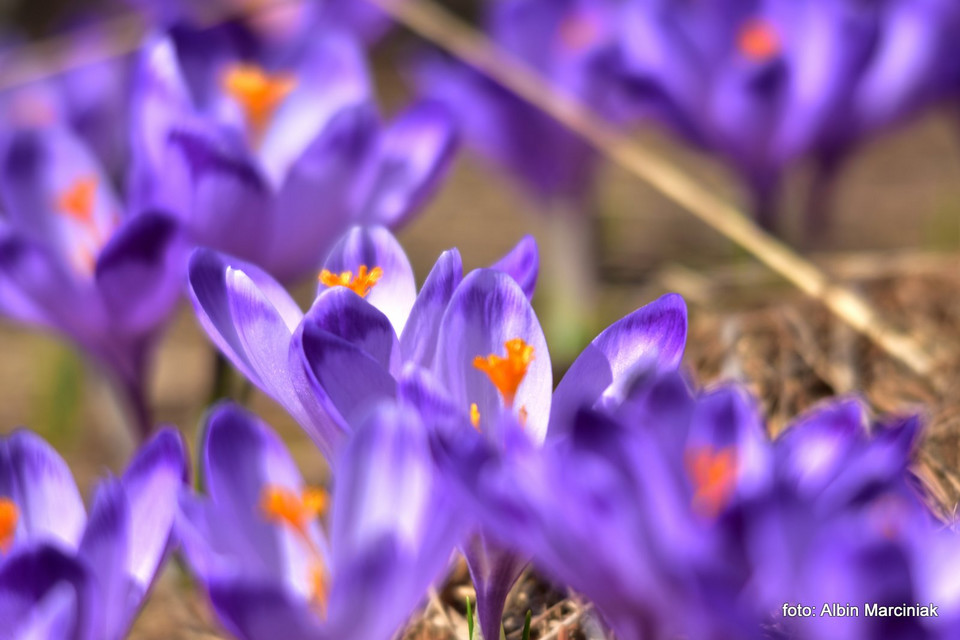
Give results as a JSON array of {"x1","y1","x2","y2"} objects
[
  {"x1": 685, "y1": 446, "x2": 738, "y2": 518},
  {"x1": 57, "y1": 176, "x2": 110, "y2": 273},
  {"x1": 0, "y1": 498, "x2": 18, "y2": 553},
  {"x1": 318, "y1": 265, "x2": 384, "y2": 298},
  {"x1": 260, "y1": 485, "x2": 330, "y2": 614},
  {"x1": 473, "y1": 338, "x2": 535, "y2": 409},
  {"x1": 223, "y1": 64, "x2": 297, "y2": 144},
  {"x1": 737, "y1": 18, "x2": 780, "y2": 62}
]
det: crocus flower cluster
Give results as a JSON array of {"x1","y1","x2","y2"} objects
[
  {"x1": 436, "y1": 370, "x2": 960, "y2": 639},
  {"x1": 0, "y1": 427, "x2": 187, "y2": 639}
]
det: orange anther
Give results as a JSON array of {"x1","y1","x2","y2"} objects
[
  {"x1": 222, "y1": 64, "x2": 296, "y2": 143},
  {"x1": 473, "y1": 338, "x2": 535, "y2": 409},
  {"x1": 737, "y1": 18, "x2": 780, "y2": 61},
  {"x1": 0, "y1": 498, "x2": 18, "y2": 553},
  {"x1": 318, "y1": 265, "x2": 384, "y2": 298},
  {"x1": 58, "y1": 176, "x2": 98, "y2": 224},
  {"x1": 685, "y1": 446, "x2": 738, "y2": 518},
  {"x1": 470, "y1": 403, "x2": 481, "y2": 431},
  {"x1": 260, "y1": 485, "x2": 328, "y2": 537}
]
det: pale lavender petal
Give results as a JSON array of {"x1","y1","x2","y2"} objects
[
  {"x1": 0, "y1": 430, "x2": 86, "y2": 549},
  {"x1": 78, "y1": 479, "x2": 131, "y2": 638},
  {"x1": 434, "y1": 269, "x2": 552, "y2": 442},
  {"x1": 399, "y1": 249, "x2": 463, "y2": 368},
  {"x1": 320, "y1": 226, "x2": 417, "y2": 336},
  {"x1": 121, "y1": 428, "x2": 187, "y2": 592},
  {"x1": 490, "y1": 235, "x2": 538, "y2": 300},
  {"x1": 551, "y1": 293, "x2": 687, "y2": 436}
]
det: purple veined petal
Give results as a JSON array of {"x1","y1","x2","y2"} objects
[
  {"x1": 120, "y1": 428, "x2": 188, "y2": 595},
  {"x1": 266, "y1": 104, "x2": 379, "y2": 283},
  {"x1": 189, "y1": 249, "x2": 349, "y2": 454},
  {"x1": 94, "y1": 213, "x2": 186, "y2": 336},
  {"x1": 258, "y1": 32, "x2": 372, "y2": 185},
  {"x1": 357, "y1": 99, "x2": 458, "y2": 229},
  {"x1": 78, "y1": 478, "x2": 131, "y2": 639},
  {"x1": 303, "y1": 287, "x2": 400, "y2": 375},
  {"x1": 329, "y1": 403, "x2": 461, "y2": 639},
  {"x1": 775, "y1": 397, "x2": 867, "y2": 496},
  {"x1": 399, "y1": 249, "x2": 463, "y2": 368},
  {"x1": 298, "y1": 322, "x2": 397, "y2": 431},
  {"x1": 0, "y1": 430, "x2": 86, "y2": 549},
  {"x1": 166, "y1": 127, "x2": 273, "y2": 263},
  {"x1": 464, "y1": 534, "x2": 528, "y2": 640},
  {"x1": 320, "y1": 226, "x2": 417, "y2": 336},
  {"x1": 551, "y1": 293, "x2": 687, "y2": 438},
  {"x1": 490, "y1": 235, "x2": 538, "y2": 301},
  {"x1": 396, "y1": 365, "x2": 468, "y2": 436},
  {"x1": 0, "y1": 545, "x2": 96, "y2": 640},
  {"x1": 0, "y1": 127, "x2": 122, "y2": 273},
  {"x1": 207, "y1": 579, "x2": 324, "y2": 640},
  {"x1": 198, "y1": 404, "x2": 326, "y2": 597},
  {"x1": 434, "y1": 269, "x2": 552, "y2": 443}
]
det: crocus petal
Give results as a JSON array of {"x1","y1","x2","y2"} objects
[
  {"x1": 258, "y1": 32, "x2": 371, "y2": 184},
  {"x1": 320, "y1": 226, "x2": 417, "y2": 336},
  {"x1": 266, "y1": 104, "x2": 378, "y2": 282},
  {"x1": 94, "y1": 213, "x2": 186, "y2": 336},
  {"x1": 0, "y1": 127, "x2": 120, "y2": 266},
  {"x1": 302, "y1": 287, "x2": 400, "y2": 375},
  {"x1": 0, "y1": 545, "x2": 95, "y2": 640},
  {"x1": 464, "y1": 534, "x2": 528, "y2": 640},
  {"x1": 12, "y1": 580, "x2": 79, "y2": 640},
  {"x1": 298, "y1": 323, "x2": 397, "y2": 431},
  {"x1": 78, "y1": 479, "x2": 131, "y2": 639},
  {"x1": 550, "y1": 293, "x2": 687, "y2": 436},
  {"x1": 166, "y1": 128, "x2": 273, "y2": 263},
  {"x1": 434, "y1": 269, "x2": 552, "y2": 443},
  {"x1": 198, "y1": 403, "x2": 321, "y2": 596},
  {"x1": 399, "y1": 249, "x2": 463, "y2": 368},
  {"x1": 357, "y1": 99, "x2": 458, "y2": 228},
  {"x1": 329, "y1": 403, "x2": 461, "y2": 638},
  {"x1": 120, "y1": 428, "x2": 187, "y2": 592},
  {"x1": 490, "y1": 235, "x2": 538, "y2": 300},
  {"x1": 207, "y1": 580, "x2": 323, "y2": 640},
  {"x1": 0, "y1": 430, "x2": 86, "y2": 549}
]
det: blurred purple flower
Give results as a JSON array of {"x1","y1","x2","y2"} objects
[
  {"x1": 177, "y1": 401, "x2": 462, "y2": 640},
  {"x1": 0, "y1": 24, "x2": 132, "y2": 175},
  {"x1": 618, "y1": 0, "x2": 956, "y2": 232},
  {"x1": 415, "y1": 0, "x2": 628, "y2": 206},
  {"x1": 437, "y1": 372, "x2": 960, "y2": 639},
  {"x1": 131, "y1": 24, "x2": 456, "y2": 283},
  {"x1": 0, "y1": 127, "x2": 187, "y2": 439},
  {"x1": 0, "y1": 427, "x2": 188, "y2": 639}
]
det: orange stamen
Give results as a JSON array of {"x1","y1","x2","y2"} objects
[
  {"x1": 470, "y1": 403, "x2": 481, "y2": 431},
  {"x1": 0, "y1": 498, "x2": 18, "y2": 553},
  {"x1": 260, "y1": 485, "x2": 330, "y2": 614},
  {"x1": 222, "y1": 64, "x2": 297, "y2": 143},
  {"x1": 685, "y1": 447, "x2": 738, "y2": 518},
  {"x1": 737, "y1": 18, "x2": 780, "y2": 62},
  {"x1": 472, "y1": 338, "x2": 535, "y2": 409},
  {"x1": 318, "y1": 265, "x2": 384, "y2": 298},
  {"x1": 57, "y1": 176, "x2": 98, "y2": 225}
]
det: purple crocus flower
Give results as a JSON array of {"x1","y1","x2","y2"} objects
[
  {"x1": 0, "y1": 427, "x2": 188, "y2": 639},
  {"x1": 0, "y1": 126, "x2": 187, "y2": 439},
  {"x1": 436, "y1": 371, "x2": 960, "y2": 639},
  {"x1": 187, "y1": 224, "x2": 687, "y2": 640},
  {"x1": 131, "y1": 23, "x2": 456, "y2": 283},
  {"x1": 177, "y1": 401, "x2": 462, "y2": 640},
  {"x1": 618, "y1": 0, "x2": 955, "y2": 233}
]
